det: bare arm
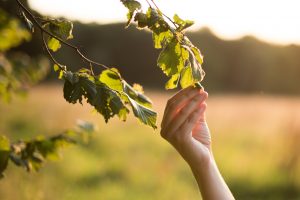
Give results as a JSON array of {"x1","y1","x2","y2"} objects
[{"x1": 160, "y1": 87, "x2": 234, "y2": 200}]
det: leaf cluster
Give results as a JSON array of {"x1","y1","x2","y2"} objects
[
  {"x1": 62, "y1": 68, "x2": 156, "y2": 128},
  {"x1": 42, "y1": 18, "x2": 74, "y2": 52},
  {"x1": 0, "y1": 9, "x2": 31, "y2": 51},
  {"x1": 13, "y1": 5, "x2": 158, "y2": 129},
  {"x1": 0, "y1": 121, "x2": 95, "y2": 178},
  {"x1": 0, "y1": 53, "x2": 49, "y2": 102},
  {"x1": 122, "y1": 0, "x2": 205, "y2": 89}
]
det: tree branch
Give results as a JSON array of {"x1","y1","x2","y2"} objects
[
  {"x1": 41, "y1": 32, "x2": 65, "y2": 71},
  {"x1": 149, "y1": 0, "x2": 178, "y2": 29},
  {"x1": 15, "y1": 0, "x2": 110, "y2": 71}
]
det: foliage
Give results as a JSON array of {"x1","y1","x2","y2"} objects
[
  {"x1": 62, "y1": 69, "x2": 156, "y2": 128},
  {"x1": 1, "y1": 0, "x2": 206, "y2": 129},
  {"x1": 0, "y1": 9, "x2": 31, "y2": 51},
  {"x1": 0, "y1": 9, "x2": 49, "y2": 102},
  {"x1": 121, "y1": 0, "x2": 205, "y2": 89},
  {"x1": 0, "y1": 120, "x2": 95, "y2": 178},
  {"x1": 0, "y1": 0, "x2": 205, "y2": 176}
]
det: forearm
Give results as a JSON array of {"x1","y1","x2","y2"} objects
[{"x1": 188, "y1": 154, "x2": 235, "y2": 200}]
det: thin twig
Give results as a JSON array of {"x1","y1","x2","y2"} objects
[
  {"x1": 145, "y1": 0, "x2": 152, "y2": 8},
  {"x1": 149, "y1": 0, "x2": 178, "y2": 29},
  {"x1": 41, "y1": 32, "x2": 65, "y2": 71},
  {"x1": 15, "y1": 0, "x2": 110, "y2": 71}
]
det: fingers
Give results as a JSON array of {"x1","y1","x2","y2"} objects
[
  {"x1": 196, "y1": 102, "x2": 207, "y2": 123},
  {"x1": 177, "y1": 105, "x2": 207, "y2": 139},
  {"x1": 161, "y1": 90, "x2": 208, "y2": 142},
  {"x1": 164, "y1": 93, "x2": 207, "y2": 135},
  {"x1": 162, "y1": 103, "x2": 206, "y2": 144},
  {"x1": 161, "y1": 87, "x2": 202, "y2": 130}
]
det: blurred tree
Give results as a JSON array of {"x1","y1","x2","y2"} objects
[{"x1": 0, "y1": 3, "x2": 96, "y2": 178}]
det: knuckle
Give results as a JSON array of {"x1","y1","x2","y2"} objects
[
  {"x1": 201, "y1": 102, "x2": 207, "y2": 109},
  {"x1": 191, "y1": 96, "x2": 200, "y2": 103},
  {"x1": 180, "y1": 108, "x2": 189, "y2": 115},
  {"x1": 189, "y1": 110, "x2": 200, "y2": 121}
]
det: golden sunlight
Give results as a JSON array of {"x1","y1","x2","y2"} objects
[{"x1": 28, "y1": 0, "x2": 300, "y2": 45}]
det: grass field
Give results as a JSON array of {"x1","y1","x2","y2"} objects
[{"x1": 0, "y1": 85, "x2": 300, "y2": 199}]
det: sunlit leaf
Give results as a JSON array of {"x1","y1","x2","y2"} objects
[
  {"x1": 122, "y1": 81, "x2": 152, "y2": 108},
  {"x1": 152, "y1": 30, "x2": 173, "y2": 49},
  {"x1": 165, "y1": 74, "x2": 180, "y2": 89},
  {"x1": 180, "y1": 65, "x2": 194, "y2": 88},
  {"x1": 191, "y1": 47, "x2": 203, "y2": 65},
  {"x1": 121, "y1": 0, "x2": 142, "y2": 27},
  {"x1": 53, "y1": 64, "x2": 60, "y2": 72},
  {"x1": 0, "y1": 9, "x2": 31, "y2": 51},
  {"x1": 47, "y1": 19, "x2": 73, "y2": 40},
  {"x1": 157, "y1": 39, "x2": 189, "y2": 88},
  {"x1": 99, "y1": 68, "x2": 123, "y2": 92},
  {"x1": 125, "y1": 94, "x2": 157, "y2": 129},
  {"x1": 173, "y1": 14, "x2": 194, "y2": 31},
  {"x1": 47, "y1": 37, "x2": 61, "y2": 52}
]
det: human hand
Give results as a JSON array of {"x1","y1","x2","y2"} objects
[{"x1": 160, "y1": 86, "x2": 211, "y2": 166}]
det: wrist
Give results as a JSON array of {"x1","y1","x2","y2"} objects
[{"x1": 178, "y1": 138, "x2": 213, "y2": 169}]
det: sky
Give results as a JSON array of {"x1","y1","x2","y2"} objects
[{"x1": 28, "y1": 0, "x2": 300, "y2": 45}]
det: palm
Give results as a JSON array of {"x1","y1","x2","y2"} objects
[{"x1": 192, "y1": 121, "x2": 211, "y2": 148}]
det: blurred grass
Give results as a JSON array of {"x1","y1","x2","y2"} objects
[{"x1": 0, "y1": 84, "x2": 300, "y2": 199}]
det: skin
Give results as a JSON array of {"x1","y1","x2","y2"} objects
[{"x1": 160, "y1": 86, "x2": 235, "y2": 200}]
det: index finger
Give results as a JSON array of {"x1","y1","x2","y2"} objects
[{"x1": 161, "y1": 86, "x2": 202, "y2": 129}]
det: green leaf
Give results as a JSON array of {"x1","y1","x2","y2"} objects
[
  {"x1": 191, "y1": 47, "x2": 203, "y2": 65},
  {"x1": 121, "y1": 0, "x2": 142, "y2": 27},
  {"x1": 48, "y1": 19, "x2": 73, "y2": 40},
  {"x1": 125, "y1": 94, "x2": 157, "y2": 129},
  {"x1": 157, "y1": 39, "x2": 189, "y2": 77},
  {"x1": 122, "y1": 81, "x2": 152, "y2": 108},
  {"x1": 190, "y1": 47, "x2": 205, "y2": 82},
  {"x1": 146, "y1": 8, "x2": 162, "y2": 28},
  {"x1": 122, "y1": 0, "x2": 141, "y2": 12},
  {"x1": 99, "y1": 68, "x2": 123, "y2": 92},
  {"x1": 47, "y1": 37, "x2": 61, "y2": 52},
  {"x1": 63, "y1": 71, "x2": 129, "y2": 122},
  {"x1": 134, "y1": 12, "x2": 148, "y2": 29},
  {"x1": 157, "y1": 39, "x2": 181, "y2": 76},
  {"x1": 173, "y1": 14, "x2": 185, "y2": 26},
  {"x1": 173, "y1": 14, "x2": 194, "y2": 31},
  {"x1": 152, "y1": 30, "x2": 173, "y2": 49},
  {"x1": 165, "y1": 74, "x2": 180, "y2": 89},
  {"x1": 92, "y1": 83, "x2": 128, "y2": 122},
  {"x1": 53, "y1": 64, "x2": 60, "y2": 72},
  {"x1": 180, "y1": 65, "x2": 194, "y2": 88},
  {"x1": 63, "y1": 76, "x2": 84, "y2": 104},
  {"x1": 0, "y1": 9, "x2": 31, "y2": 51},
  {"x1": 43, "y1": 19, "x2": 73, "y2": 52},
  {"x1": 0, "y1": 135, "x2": 10, "y2": 178},
  {"x1": 62, "y1": 70, "x2": 156, "y2": 128}
]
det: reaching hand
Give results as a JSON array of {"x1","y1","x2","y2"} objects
[
  {"x1": 160, "y1": 86, "x2": 211, "y2": 166},
  {"x1": 160, "y1": 86, "x2": 235, "y2": 200}
]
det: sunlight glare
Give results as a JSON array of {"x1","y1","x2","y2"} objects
[{"x1": 28, "y1": 0, "x2": 300, "y2": 45}]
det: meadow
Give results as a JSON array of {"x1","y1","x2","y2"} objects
[{"x1": 0, "y1": 85, "x2": 300, "y2": 200}]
